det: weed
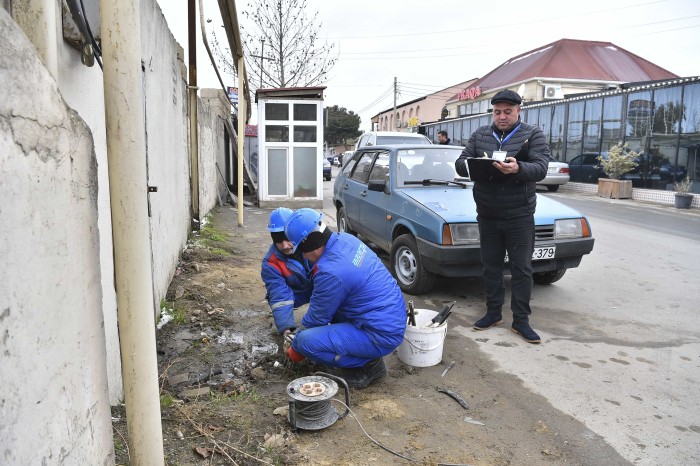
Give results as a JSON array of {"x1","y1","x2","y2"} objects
[
  {"x1": 209, "y1": 247, "x2": 231, "y2": 257},
  {"x1": 160, "y1": 394, "x2": 175, "y2": 408}
]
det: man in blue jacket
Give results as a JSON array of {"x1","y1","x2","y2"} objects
[
  {"x1": 260, "y1": 208, "x2": 313, "y2": 338},
  {"x1": 283, "y1": 208, "x2": 407, "y2": 389},
  {"x1": 455, "y1": 90, "x2": 549, "y2": 344}
]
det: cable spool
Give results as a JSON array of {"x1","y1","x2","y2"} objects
[{"x1": 287, "y1": 372, "x2": 350, "y2": 432}]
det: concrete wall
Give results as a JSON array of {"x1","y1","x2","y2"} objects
[
  {"x1": 199, "y1": 89, "x2": 232, "y2": 217},
  {"x1": 0, "y1": 8, "x2": 114, "y2": 463},
  {"x1": 140, "y1": 0, "x2": 191, "y2": 304}
]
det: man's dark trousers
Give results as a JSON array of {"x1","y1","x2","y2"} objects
[{"x1": 477, "y1": 214, "x2": 535, "y2": 323}]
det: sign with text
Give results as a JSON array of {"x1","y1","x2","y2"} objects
[
  {"x1": 458, "y1": 86, "x2": 482, "y2": 101},
  {"x1": 227, "y1": 86, "x2": 239, "y2": 105}
]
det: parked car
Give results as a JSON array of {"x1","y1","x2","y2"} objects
[
  {"x1": 538, "y1": 156, "x2": 570, "y2": 192},
  {"x1": 326, "y1": 155, "x2": 339, "y2": 166},
  {"x1": 355, "y1": 131, "x2": 432, "y2": 150},
  {"x1": 333, "y1": 145, "x2": 595, "y2": 294},
  {"x1": 568, "y1": 151, "x2": 687, "y2": 187},
  {"x1": 323, "y1": 158, "x2": 332, "y2": 181}
]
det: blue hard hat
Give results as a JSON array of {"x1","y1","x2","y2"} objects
[
  {"x1": 284, "y1": 208, "x2": 324, "y2": 250},
  {"x1": 268, "y1": 208, "x2": 294, "y2": 232}
]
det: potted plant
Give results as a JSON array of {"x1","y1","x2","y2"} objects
[
  {"x1": 597, "y1": 142, "x2": 638, "y2": 199},
  {"x1": 673, "y1": 176, "x2": 694, "y2": 209}
]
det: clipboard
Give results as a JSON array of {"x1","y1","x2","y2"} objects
[
  {"x1": 466, "y1": 158, "x2": 509, "y2": 182},
  {"x1": 466, "y1": 139, "x2": 530, "y2": 182}
]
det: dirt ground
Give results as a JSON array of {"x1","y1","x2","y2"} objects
[{"x1": 112, "y1": 205, "x2": 629, "y2": 466}]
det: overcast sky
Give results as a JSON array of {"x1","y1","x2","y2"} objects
[{"x1": 158, "y1": 0, "x2": 700, "y2": 131}]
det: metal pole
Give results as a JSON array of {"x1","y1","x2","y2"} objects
[
  {"x1": 238, "y1": 57, "x2": 246, "y2": 227},
  {"x1": 101, "y1": 0, "x2": 165, "y2": 463}
]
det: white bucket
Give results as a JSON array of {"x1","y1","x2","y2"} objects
[{"x1": 397, "y1": 309, "x2": 447, "y2": 367}]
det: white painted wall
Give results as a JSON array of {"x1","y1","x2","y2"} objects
[
  {"x1": 199, "y1": 88, "x2": 232, "y2": 217},
  {"x1": 140, "y1": 0, "x2": 191, "y2": 306},
  {"x1": 0, "y1": 9, "x2": 114, "y2": 462}
]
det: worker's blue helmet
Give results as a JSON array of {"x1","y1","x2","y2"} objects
[
  {"x1": 267, "y1": 208, "x2": 294, "y2": 232},
  {"x1": 284, "y1": 208, "x2": 324, "y2": 251}
]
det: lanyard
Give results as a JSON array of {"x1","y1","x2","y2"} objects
[{"x1": 492, "y1": 123, "x2": 521, "y2": 151}]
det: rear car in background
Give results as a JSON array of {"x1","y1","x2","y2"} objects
[
  {"x1": 537, "y1": 156, "x2": 570, "y2": 192},
  {"x1": 333, "y1": 145, "x2": 595, "y2": 294},
  {"x1": 323, "y1": 158, "x2": 332, "y2": 181},
  {"x1": 355, "y1": 131, "x2": 432, "y2": 150}
]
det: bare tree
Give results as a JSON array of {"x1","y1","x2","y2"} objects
[{"x1": 212, "y1": 0, "x2": 336, "y2": 92}]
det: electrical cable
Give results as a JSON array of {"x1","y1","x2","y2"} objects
[
  {"x1": 78, "y1": 0, "x2": 102, "y2": 70},
  {"x1": 332, "y1": 399, "x2": 420, "y2": 463},
  {"x1": 294, "y1": 399, "x2": 334, "y2": 423}
]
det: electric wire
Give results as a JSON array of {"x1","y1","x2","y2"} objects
[
  {"x1": 294, "y1": 399, "x2": 334, "y2": 423},
  {"x1": 78, "y1": 0, "x2": 102, "y2": 70},
  {"x1": 332, "y1": 399, "x2": 420, "y2": 463}
]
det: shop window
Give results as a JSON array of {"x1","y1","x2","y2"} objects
[
  {"x1": 265, "y1": 103, "x2": 288, "y2": 121},
  {"x1": 293, "y1": 126, "x2": 317, "y2": 142},
  {"x1": 265, "y1": 125, "x2": 289, "y2": 142},
  {"x1": 293, "y1": 104, "x2": 316, "y2": 121}
]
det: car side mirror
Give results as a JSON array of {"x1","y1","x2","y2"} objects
[{"x1": 367, "y1": 179, "x2": 387, "y2": 193}]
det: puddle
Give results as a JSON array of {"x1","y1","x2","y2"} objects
[{"x1": 216, "y1": 330, "x2": 246, "y2": 345}]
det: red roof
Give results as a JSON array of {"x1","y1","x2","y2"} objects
[{"x1": 474, "y1": 38, "x2": 678, "y2": 92}]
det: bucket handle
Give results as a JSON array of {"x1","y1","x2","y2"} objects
[{"x1": 402, "y1": 328, "x2": 446, "y2": 352}]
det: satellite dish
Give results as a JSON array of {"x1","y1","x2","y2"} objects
[{"x1": 517, "y1": 84, "x2": 526, "y2": 97}]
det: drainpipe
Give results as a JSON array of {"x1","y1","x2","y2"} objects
[
  {"x1": 189, "y1": 0, "x2": 200, "y2": 224},
  {"x1": 237, "y1": 56, "x2": 246, "y2": 226},
  {"x1": 101, "y1": 1, "x2": 164, "y2": 464}
]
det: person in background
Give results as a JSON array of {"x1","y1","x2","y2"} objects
[
  {"x1": 260, "y1": 208, "x2": 313, "y2": 338},
  {"x1": 454, "y1": 90, "x2": 549, "y2": 344},
  {"x1": 437, "y1": 130, "x2": 451, "y2": 145},
  {"x1": 282, "y1": 208, "x2": 406, "y2": 389}
]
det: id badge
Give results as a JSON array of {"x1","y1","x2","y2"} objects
[{"x1": 492, "y1": 150, "x2": 507, "y2": 162}]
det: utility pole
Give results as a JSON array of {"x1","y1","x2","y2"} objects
[
  {"x1": 250, "y1": 38, "x2": 273, "y2": 90},
  {"x1": 393, "y1": 76, "x2": 397, "y2": 129}
]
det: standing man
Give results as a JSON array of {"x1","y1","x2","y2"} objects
[
  {"x1": 437, "y1": 130, "x2": 451, "y2": 145},
  {"x1": 283, "y1": 209, "x2": 407, "y2": 389},
  {"x1": 261, "y1": 208, "x2": 313, "y2": 338},
  {"x1": 455, "y1": 90, "x2": 549, "y2": 344}
]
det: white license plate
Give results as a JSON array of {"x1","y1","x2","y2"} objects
[
  {"x1": 547, "y1": 167, "x2": 558, "y2": 173},
  {"x1": 504, "y1": 246, "x2": 556, "y2": 262}
]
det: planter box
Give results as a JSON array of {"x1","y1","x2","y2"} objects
[{"x1": 598, "y1": 179, "x2": 632, "y2": 199}]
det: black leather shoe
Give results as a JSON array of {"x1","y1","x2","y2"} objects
[
  {"x1": 511, "y1": 322, "x2": 541, "y2": 344},
  {"x1": 338, "y1": 358, "x2": 387, "y2": 389},
  {"x1": 474, "y1": 313, "x2": 503, "y2": 330}
]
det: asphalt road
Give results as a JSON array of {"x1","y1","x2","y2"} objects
[{"x1": 321, "y1": 169, "x2": 700, "y2": 464}]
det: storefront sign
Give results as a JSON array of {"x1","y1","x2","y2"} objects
[
  {"x1": 245, "y1": 124, "x2": 258, "y2": 137},
  {"x1": 458, "y1": 86, "x2": 482, "y2": 101}
]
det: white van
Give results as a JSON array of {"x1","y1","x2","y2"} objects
[{"x1": 355, "y1": 131, "x2": 432, "y2": 150}]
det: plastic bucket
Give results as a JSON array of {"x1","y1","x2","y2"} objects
[{"x1": 397, "y1": 309, "x2": 447, "y2": 367}]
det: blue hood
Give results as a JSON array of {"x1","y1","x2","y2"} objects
[{"x1": 402, "y1": 187, "x2": 585, "y2": 224}]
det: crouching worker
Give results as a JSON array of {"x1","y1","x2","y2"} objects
[
  {"x1": 261, "y1": 208, "x2": 314, "y2": 338},
  {"x1": 283, "y1": 208, "x2": 407, "y2": 389}
]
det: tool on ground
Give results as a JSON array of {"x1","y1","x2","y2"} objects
[
  {"x1": 429, "y1": 302, "x2": 455, "y2": 327},
  {"x1": 406, "y1": 300, "x2": 417, "y2": 326},
  {"x1": 441, "y1": 361, "x2": 456, "y2": 378},
  {"x1": 287, "y1": 372, "x2": 350, "y2": 432}
]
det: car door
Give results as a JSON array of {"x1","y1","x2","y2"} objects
[
  {"x1": 359, "y1": 151, "x2": 391, "y2": 250},
  {"x1": 338, "y1": 150, "x2": 377, "y2": 236}
]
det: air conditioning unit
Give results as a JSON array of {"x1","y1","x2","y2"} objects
[{"x1": 544, "y1": 85, "x2": 564, "y2": 100}]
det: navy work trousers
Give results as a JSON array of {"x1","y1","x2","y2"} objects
[{"x1": 478, "y1": 214, "x2": 535, "y2": 323}]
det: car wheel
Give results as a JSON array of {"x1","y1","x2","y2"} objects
[
  {"x1": 390, "y1": 234, "x2": 436, "y2": 295},
  {"x1": 325, "y1": 175, "x2": 331, "y2": 181},
  {"x1": 546, "y1": 185, "x2": 560, "y2": 192},
  {"x1": 533, "y1": 269, "x2": 566, "y2": 285},
  {"x1": 337, "y1": 207, "x2": 356, "y2": 236}
]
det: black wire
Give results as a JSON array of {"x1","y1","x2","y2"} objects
[
  {"x1": 79, "y1": 0, "x2": 102, "y2": 70},
  {"x1": 295, "y1": 400, "x2": 333, "y2": 422}
]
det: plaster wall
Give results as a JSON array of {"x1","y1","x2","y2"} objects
[
  {"x1": 0, "y1": 9, "x2": 114, "y2": 462},
  {"x1": 198, "y1": 89, "x2": 232, "y2": 217}
]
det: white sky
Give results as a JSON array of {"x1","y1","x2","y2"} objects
[{"x1": 157, "y1": 0, "x2": 700, "y2": 131}]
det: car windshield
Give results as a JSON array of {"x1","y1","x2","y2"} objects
[
  {"x1": 396, "y1": 148, "x2": 463, "y2": 186},
  {"x1": 377, "y1": 135, "x2": 431, "y2": 145}
]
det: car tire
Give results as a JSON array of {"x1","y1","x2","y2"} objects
[
  {"x1": 533, "y1": 269, "x2": 566, "y2": 285},
  {"x1": 325, "y1": 175, "x2": 331, "y2": 181},
  {"x1": 337, "y1": 207, "x2": 356, "y2": 236},
  {"x1": 390, "y1": 234, "x2": 436, "y2": 295},
  {"x1": 546, "y1": 185, "x2": 560, "y2": 192}
]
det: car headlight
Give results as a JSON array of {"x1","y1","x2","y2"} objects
[
  {"x1": 555, "y1": 218, "x2": 591, "y2": 238},
  {"x1": 445, "y1": 223, "x2": 480, "y2": 245}
]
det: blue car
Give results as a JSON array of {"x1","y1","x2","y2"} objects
[{"x1": 332, "y1": 145, "x2": 595, "y2": 294}]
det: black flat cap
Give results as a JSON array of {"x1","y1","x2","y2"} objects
[{"x1": 491, "y1": 89, "x2": 522, "y2": 105}]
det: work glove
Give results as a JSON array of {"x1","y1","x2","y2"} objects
[{"x1": 282, "y1": 328, "x2": 296, "y2": 352}]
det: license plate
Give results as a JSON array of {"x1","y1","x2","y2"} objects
[
  {"x1": 547, "y1": 167, "x2": 558, "y2": 173},
  {"x1": 504, "y1": 246, "x2": 556, "y2": 262}
]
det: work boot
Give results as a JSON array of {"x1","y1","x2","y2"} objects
[
  {"x1": 338, "y1": 358, "x2": 387, "y2": 389},
  {"x1": 473, "y1": 313, "x2": 503, "y2": 330},
  {"x1": 511, "y1": 322, "x2": 541, "y2": 344}
]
